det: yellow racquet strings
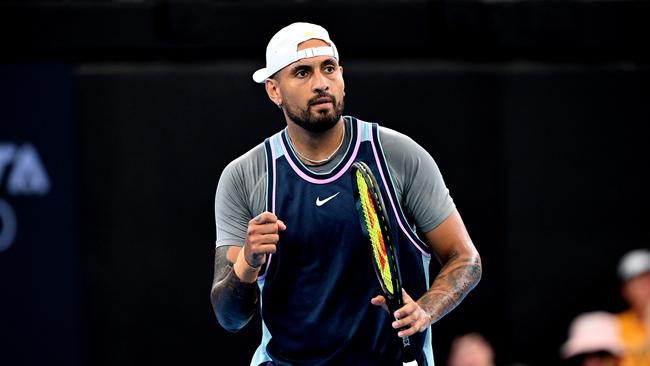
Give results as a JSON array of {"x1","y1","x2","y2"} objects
[{"x1": 356, "y1": 170, "x2": 394, "y2": 295}]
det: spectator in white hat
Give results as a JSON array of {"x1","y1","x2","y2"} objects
[
  {"x1": 616, "y1": 249, "x2": 650, "y2": 366},
  {"x1": 561, "y1": 311, "x2": 623, "y2": 366}
]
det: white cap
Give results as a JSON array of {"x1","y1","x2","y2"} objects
[
  {"x1": 252, "y1": 22, "x2": 339, "y2": 83},
  {"x1": 618, "y1": 248, "x2": 650, "y2": 282},
  {"x1": 561, "y1": 311, "x2": 623, "y2": 359}
]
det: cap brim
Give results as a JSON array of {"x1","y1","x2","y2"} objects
[
  {"x1": 562, "y1": 340, "x2": 624, "y2": 359},
  {"x1": 252, "y1": 68, "x2": 270, "y2": 83}
]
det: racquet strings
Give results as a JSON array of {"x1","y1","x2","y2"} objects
[{"x1": 355, "y1": 169, "x2": 395, "y2": 296}]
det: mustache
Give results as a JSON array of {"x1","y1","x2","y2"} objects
[{"x1": 308, "y1": 92, "x2": 337, "y2": 106}]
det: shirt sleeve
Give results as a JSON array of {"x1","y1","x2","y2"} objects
[
  {"x1": 214, "y1": 143, "x2": 267, "y2": 248},
  {"x1": 379, "y1": 127, "x2": 455, "y2": 233}
]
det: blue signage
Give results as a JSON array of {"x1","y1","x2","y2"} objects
[{"x1": 0, "y1": 64, "x2": 79, "y2": 366}]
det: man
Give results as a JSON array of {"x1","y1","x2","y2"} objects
[
  {"x1": 561, "y1": 311, "x2": 624, "y2": 366},
  {"x1": 210, "y1": 22, "x2": 481, "y2": 366},
  {"x1": 616, "y1": 249, "x2": 650, "y2": 366}
]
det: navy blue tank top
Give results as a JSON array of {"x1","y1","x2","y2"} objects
[{"x1": 250, "y1": 117, "x2": 435, "y2": 366}]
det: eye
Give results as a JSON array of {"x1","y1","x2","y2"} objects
[
  {"x1": 324, "y1": 65, "x2": 336, "y2": 74},
  {"x1": 295, "y1": 70, "x2": 309, "y2": 78}
]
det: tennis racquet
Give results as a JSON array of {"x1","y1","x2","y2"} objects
[{"x1": 350, "y1": 161, "x2": 418, "y2": 366}]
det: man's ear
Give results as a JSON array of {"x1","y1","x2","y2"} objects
[{"x1": 265, "y1": 78, "x2": 282, "y2": 107}]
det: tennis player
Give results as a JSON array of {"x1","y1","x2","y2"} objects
[{"x1": 211, "y1": 22, "x2": 482, "y2": 366}]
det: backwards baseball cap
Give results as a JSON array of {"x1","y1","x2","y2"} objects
[
  {"x1": 252, "y1": 22, "x2": 339, "y2": 83},
  {"x1": 618, "y1": 248, "x2": 650, "y2": 282},
  {"x1": 561, "y1": 311, "x2": 623, "y2": 359}
]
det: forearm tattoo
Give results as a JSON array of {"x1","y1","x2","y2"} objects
[
  {"x1": 418, "y1": 251, "x2": 482, "y2": 325},
  {"x1": 210, "y1": 246, "x2": 260, "y2": 332}
]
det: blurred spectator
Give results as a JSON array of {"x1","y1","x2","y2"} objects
[
  {"x1": 616, "y1": 249, "x2": 650, "y2": 366},
  {"x1": 448, "y1": 332, "x2": 495, "y2": 366},
  {"x1": 561, "y1": 311, "x2": 623, "y2": 366}
]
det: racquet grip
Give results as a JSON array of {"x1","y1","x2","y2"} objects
[{"x1": 390, "y1": 296, "x2": 417, "y2": 364}]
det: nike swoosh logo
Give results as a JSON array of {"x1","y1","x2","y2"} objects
[{"x1": 316, "y1": 192, "x2": 340, "y2": 207}]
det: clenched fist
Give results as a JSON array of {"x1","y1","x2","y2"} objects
[{"x1": 242, "y1": 211, "x2": 286, "y2": 268}]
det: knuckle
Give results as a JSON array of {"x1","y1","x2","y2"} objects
[
  {"x1": 409, "y1": 329, "x2": 416, "y2": 336},
  {"x1": 262, "y1": 211, "x2": 276, "y2": 221},
  {"x1": 418, "y1": 319, "x2": 427, "y2": 330}
]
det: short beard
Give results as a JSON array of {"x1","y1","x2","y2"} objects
[{"x1": 285, "y1": 93, "x2": 345, "y2": 134}]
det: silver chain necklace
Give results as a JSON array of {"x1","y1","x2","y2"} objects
[{"x1": 291, "y1": 124, "x2": 346, "y2": 165}]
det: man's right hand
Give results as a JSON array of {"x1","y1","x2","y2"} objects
[{"x1": 233, "y1": 211, "x2": 286, "y2": 282}]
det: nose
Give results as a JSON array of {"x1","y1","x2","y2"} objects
[{"x1": 311, "y1": 70, "x2": 329, "y2": 93}]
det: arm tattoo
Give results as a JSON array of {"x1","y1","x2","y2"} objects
[
  {"x1": 210, "y1": 246, "x2": 260, "y2": 332},
  {"x1": 417, "y1": 251, "x2": 482, "y2": 324}
]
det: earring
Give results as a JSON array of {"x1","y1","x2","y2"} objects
[{"x1": 277, "y1": 103, "x2": 282, "y2": 109}]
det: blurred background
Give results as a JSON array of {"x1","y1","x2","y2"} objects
[{"x1": 0, "y1": 1, "x2": 649, "y2": 365}]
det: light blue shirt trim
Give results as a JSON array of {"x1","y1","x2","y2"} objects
[
  {"x1": 251, "y1": 277, "x2": 273, "y2": 365},
  {"x1": 270, "y1": 132, "x2": 284, "y2": 159},
  {"x1": 359, "y1": 119, "x2": 372, "y2": 142},
  {"x1": 421, "y1": 254, "x2": 435, "y2": 366}
]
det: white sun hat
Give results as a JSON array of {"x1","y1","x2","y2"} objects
[
  {"x1": 252, "y1": 22, "x2": 339, "y2": 83},
  {"x1": 561, "y1": 311, "x2": 623, "y2": 359},
  {"x1": 618, "y1": 248, "x2": 650, "y2": 282}
]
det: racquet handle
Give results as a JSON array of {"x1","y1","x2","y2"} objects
[{"x1": 389, "y1": 299, "x2": 417, "y2": 365}]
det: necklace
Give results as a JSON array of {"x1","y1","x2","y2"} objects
[{"x1": 292, "y1": 124, "x2": 346, "y2": 165}]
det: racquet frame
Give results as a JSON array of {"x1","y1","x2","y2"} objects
[{"x1": 351, "y1": 161, "x2": 417, "y2": 365}]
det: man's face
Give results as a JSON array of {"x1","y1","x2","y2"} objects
[
  {"x1": 622, "y1": 271, "x2": 650, "y2": 313},
  {"x1": 272, "y1": 39, "x2": 345, "y2": 133}
]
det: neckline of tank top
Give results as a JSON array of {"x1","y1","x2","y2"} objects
[{"x1": 289, "y1": 119, "x2": 348, "y2": 167}]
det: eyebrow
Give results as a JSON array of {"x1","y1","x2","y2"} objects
[
  {"x1": 321, "y1": 58, "x2": 338, "y2": 67},
  {"x1": 288, "y1": 58, "x2": 338, "y2": 75},
  {"x1": 289, "y1": 64, "x2": 312, "y2": 75}
]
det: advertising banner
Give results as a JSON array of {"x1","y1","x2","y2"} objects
[{"x1": 0, "y1": 64, "x2": 79, "y2": 366}]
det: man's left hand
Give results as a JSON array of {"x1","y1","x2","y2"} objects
[
  {"x1": 392, "y1": 289, "x2": 431, "y2": 337},
  {"x1": 370, "y1": 289, "x2": 432, "y2": 338}
]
